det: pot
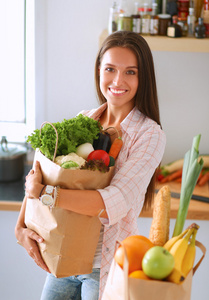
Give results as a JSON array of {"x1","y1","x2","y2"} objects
[{"x1": 0, "y1": 136, "x2": 28, "y2": 182}]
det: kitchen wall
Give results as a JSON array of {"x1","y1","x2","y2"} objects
[{"x1": 35, "y1": 0, "x2": 209, "y2": 165}]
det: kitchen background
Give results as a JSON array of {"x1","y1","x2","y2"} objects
[{"x1": 1, "y1": 0, "x2": 209, "y2": 299}]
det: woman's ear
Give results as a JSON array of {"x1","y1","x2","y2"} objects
[{"x1": 98, "y1": 67, "x2": 100, "y2": 75}]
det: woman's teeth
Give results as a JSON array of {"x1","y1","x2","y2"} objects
[{"x1": 110, "y1": 88, "x2": 126, "y2": 94}]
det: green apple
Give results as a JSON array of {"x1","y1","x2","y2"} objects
[{"x1": 142, "y1": 246, "x2": 175, "y2": 280}]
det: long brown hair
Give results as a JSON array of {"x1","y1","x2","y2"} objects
[{"x1": 95, "y1": 31, "x2": 162, "y2": 210}]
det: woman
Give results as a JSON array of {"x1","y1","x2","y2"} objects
[{"x1": 15, "y1": 31, "x2": 166, "y2": 300}]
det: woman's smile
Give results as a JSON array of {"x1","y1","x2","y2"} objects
[{"x1": 108, "y1": 87, "x2": 128, "y2": 95}]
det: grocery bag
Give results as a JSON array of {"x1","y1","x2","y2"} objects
[
  {"x1": 102, "y1": 241, "x2": 206, "y2": 300},
  {"x1": 25, "y1": 122, "x2": 114, "y2": 278}
]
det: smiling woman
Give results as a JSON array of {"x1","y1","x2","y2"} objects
[{"x1": 0, "y1": 0, "x2": 35, "y2": 142}]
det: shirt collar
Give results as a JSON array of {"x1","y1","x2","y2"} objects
[{"x1": 91, "y1": 103, "x2": 143, "y2": 136}]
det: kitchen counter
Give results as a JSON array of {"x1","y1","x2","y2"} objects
[{"x1": 1, "y1": 178, "x2": 209, "y2": 219}]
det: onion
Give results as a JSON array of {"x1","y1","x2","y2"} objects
[{"x1": 76, "y1": 143, "x2": 94, "y2": 160}]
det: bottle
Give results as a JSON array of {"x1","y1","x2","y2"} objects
[
  {"x1": 187, "y1": 7, "x2": 196, "y2": 36},
  {"x1": 141, "y1": 3, "x2": 151, "y2": 35},
  {"x1": 108, "y1": 1, "x2": 119, "y2": 35},
  {"x1": 203, "y1": 0, "x2": 209, "y2": 37},
  {"x1": 150, "y1": 3, "x2": 159, "y2": 35},
  {"x1": 195, "y1": 17, "x2": 206, "y2": 38},
  {"x1": 132, "y1": 2, "x2": 141, "y2": 33},
  {"x1": 167, "y1": 15, "x2": 182, "y2": 37}
]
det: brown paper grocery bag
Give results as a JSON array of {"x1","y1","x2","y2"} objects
[
  {"x1": 25, "y1": 149, "x2": 114, "y2": 278},
  {"x1": 102, "y1": 241, "x2": 206, "y2": 300}
]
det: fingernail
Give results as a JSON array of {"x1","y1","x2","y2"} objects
[{"x1": 38, "y1": 238, "x2": 43, "y2": 243}]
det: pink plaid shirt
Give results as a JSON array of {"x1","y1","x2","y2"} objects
[{"x1": 82, "y1": 103, "x2": 166, "y2": 299}]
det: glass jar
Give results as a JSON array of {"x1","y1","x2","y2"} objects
[{"x1": 158, "y1": 14, "x2": 171, "y2": 35}]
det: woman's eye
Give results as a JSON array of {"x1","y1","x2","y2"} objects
[
  {"x1": 127, "y1": 70, "x2": 136, "y2": 75},
  {"x1": 106, "y1": 67, "x2": 114, "y2": 72}
]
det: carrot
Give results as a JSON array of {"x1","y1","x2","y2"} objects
[
  {"x1": 161, "y1": 169, "x2": 182, "y2": 183},
  {"x1": 108, "y1": 137, "x2": 123, "y2": 160},
  {"x1": 198, "y1": 171, "x2": 209, "y2": 186},
  {"x1": 175, "y1": 177, "x2": 182, "y2": 183},
  {"x1": 197, "y1": 170, "x2": 203, "y2": 183}
]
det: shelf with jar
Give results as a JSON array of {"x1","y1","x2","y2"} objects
[
  {"x1": 99, "y1": 29, "x2": 209, "y2": 53},
  {"x1": 105, "y1": 0, "x2": 209, "y2": 53}
]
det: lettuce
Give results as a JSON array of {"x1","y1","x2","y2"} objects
[{"x1": 27, "y1": 114, "x2": 101, "y2": 161}]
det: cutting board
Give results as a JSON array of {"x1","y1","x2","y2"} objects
[{"x1": 156, "y1": 181, "x2": 209, "y2": 203}]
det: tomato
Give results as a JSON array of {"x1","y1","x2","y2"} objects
[{"x1": 87, "y1": 150, "x2": 110, "y2": 167}]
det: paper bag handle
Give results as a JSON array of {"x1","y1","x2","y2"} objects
[
  {"x1": 40, "y1": 121, "x2": 59, "y2": 162},
  {"x1": 193, "y1": 240, "x2": 206, "y2": 275}
]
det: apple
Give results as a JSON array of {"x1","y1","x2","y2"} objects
[{"x1": 142, "y1": 246, "x2": 175, "y2": 280}]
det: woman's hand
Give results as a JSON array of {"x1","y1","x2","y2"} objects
[
  {"x1": 25, "y1": 161, "x2": 43, "y2": 199},
  {"x1": 15, "y1": 226, "x2": 50, "y2": 273}
]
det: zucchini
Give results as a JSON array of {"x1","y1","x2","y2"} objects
[{"x1": 161, "y1": 155, "x2": 209, "y2": 174}]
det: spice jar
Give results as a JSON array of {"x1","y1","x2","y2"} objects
[
  {"x1": 177, "y1": 0, "x2": 189, "y2": 18},
  {"x1": 158, "y1": 14, "x2": 171, "y2": 35}
]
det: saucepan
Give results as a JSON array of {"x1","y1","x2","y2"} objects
[{"x1": 0, "y1": 136, "x2": 28, "y2": 182}]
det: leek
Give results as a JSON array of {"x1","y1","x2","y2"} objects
[{"x1": 172, "y1": 134, "x2": 204, "y2": 237}]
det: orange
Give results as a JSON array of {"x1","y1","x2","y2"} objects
[
  {"x1": 129, "y1": 270, "x2": 151, "y2": 280},
  {"x1": 114, "y1": 235, "x2": 154, "y2": 274}
]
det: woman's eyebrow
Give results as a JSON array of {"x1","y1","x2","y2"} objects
[{"x1": 104, "y1": 63, "x2": 138, "y2": 69}]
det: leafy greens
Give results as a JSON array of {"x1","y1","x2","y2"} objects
[{"x1": 27, "y1": 114, "x2": 101, "y2": 160}]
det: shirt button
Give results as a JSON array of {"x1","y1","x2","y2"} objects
[
  {"x1": 105, "y1": 271, "x2": 109, "y2": 275},
  {"x1": 106, "y1": 247, "x2": 109, "y2": 252},
  {"x1": 109, "y1": 225, "x2": 112, "y2": 228}
]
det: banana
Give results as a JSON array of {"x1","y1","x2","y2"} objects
[
  {"x1": 181, "y1": 228, "x2": 198, "y2": 277},
  {"x1": 166, "y1": 267, "x2": 185, "y2": 284},
  {"x1": 163, "y1": 228, "x2": 189, "y2": 251},
  {"x1": 166, "y1": 228, "x2": 194, "y2": 284},
  {"x1": 163, "y1": 223, "x2": 199, "y2": 251}
]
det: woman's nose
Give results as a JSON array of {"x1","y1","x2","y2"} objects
[{"x1": 113, "y1": 71, "x2": 123, "y2": 85}]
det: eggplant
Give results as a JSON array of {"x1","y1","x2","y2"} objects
[{"x1": 93, "y1": 132, "x2": 111, "y2": 152}]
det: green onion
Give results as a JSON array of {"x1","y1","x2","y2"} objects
[{"x1": 172, "y1": 134, "x2": 204, "y2": 237}]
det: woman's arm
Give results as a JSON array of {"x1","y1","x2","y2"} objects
[
  {"x1": 25, "y1": 161, "x2": 108, "y2": 218},
  {"x1": 57, "y1": 188, "x2": 107, "y2": 217}
]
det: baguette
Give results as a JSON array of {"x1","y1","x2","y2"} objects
[{"x1": 149, "y1": 185, "x2": 171, "y2": 246}]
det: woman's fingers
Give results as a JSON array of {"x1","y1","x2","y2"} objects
[
  {"x1": 25, "y1": 229, "x2": 50, "y2": 273},
  {"x1": 28, "y1": 229, "x2": 44, "y2": 243},
  {"x1": 34, "y1": 161, "x2": 41, "y2": 172}
]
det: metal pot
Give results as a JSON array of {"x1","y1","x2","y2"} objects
[{"x1": 0, "y1": 136, "x2": 28, "y2": 182}]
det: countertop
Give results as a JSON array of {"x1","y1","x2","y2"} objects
[{"x1": 1, "y1": 173, "x2": 209, "y2": 219}]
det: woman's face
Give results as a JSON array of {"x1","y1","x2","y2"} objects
[{"x1": 99, "y1": 47, "x2": 138, "y2": 110}]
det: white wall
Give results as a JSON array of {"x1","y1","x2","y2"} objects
[
  {"x1": 1, "y1": 210, "x2": 208, "y2": 300},
  {"x1": 34, "y1": 0, "x2": 209, "y2": 165}
]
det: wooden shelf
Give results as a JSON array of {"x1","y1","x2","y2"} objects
[{"x1": 99, "y1": 29, "x2": 209, "y2": 53}]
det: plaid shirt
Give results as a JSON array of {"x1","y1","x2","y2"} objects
[{"x1": 82, "y1": 103, "x2": 166, "y2": 299}]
